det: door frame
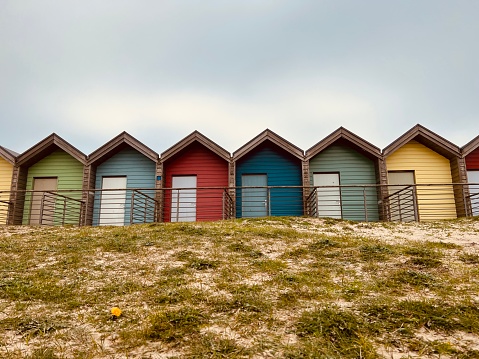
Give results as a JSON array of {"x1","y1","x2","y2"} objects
[
  {"x1": 313, "y1": 172, "x2": 342, "y2": 219},
  {"x1": 30, "y1": 177, "x2": 58, "y2": 225},
  {"x1": 241, "y1": 173, "x2": 269, "y2": 218},
  {"x1": 171, "y1": 175, "x2": 197, "y2": 222},
  {"x1": 387, "y1": 170, "x2": 419, "y2": 222},
  {"x1": 99, "y1": 176, "x2": 127, "y2": 226}
]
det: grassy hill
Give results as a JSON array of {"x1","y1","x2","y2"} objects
[{"x1": 1, "y1": 217, "x2": 479, "y2": 358}]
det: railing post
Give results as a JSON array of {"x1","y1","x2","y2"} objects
[
  {"x1": 130, "y1": 190, "x2": 135, "y2": 225},
  {"x1": 144, "y1": 196, "x2": 147, "y2": 223},
  {"x1": 363, "y1": 187, "x2": 368, "y2": 222},
  {"x1": 39, "y1": 192, "x2": 46, "y2": 226},
  {"x1": 62, "y1": 197, "x2": 67, "y2": 225},
  {"x1": 222, "y1": 190, "x2": 225, "y2": 220},
  {"x1": 267, "y1": 187, "x2": 271, "y2": 216},
  {"x1": 412, "y1": 187, "x2": 419, "y2": 221},
  {"x1": 398, "y1": 193, "x2": 402, "y2": 222},
  {"x1": 175, "y1": 189, "x2": 180, "y2": 222}
]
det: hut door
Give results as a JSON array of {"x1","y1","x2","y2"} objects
[
  {"x1": 242, "y1": 174, "x2": 268, "y2": 218},
  {"x1": 99, "y1": 177, "x2": 127, "y2": 226},
  {"x1": 387, "y1": 171, "x2": 417, "y2": 222},
  {"x1": 171, "y1": 176, "x2": 197, "y2": 222},
  {"x1": 30, "y1": 177, "x2": 58, "y2": 225},
  {"x1": 313, "y1": 173, "x2": 342, "y2": 219},
  {"x1": 468, "y1": 171, "x2": 479, "y2": 216}
]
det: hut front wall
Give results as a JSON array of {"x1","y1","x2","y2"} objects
[
  {"x1": 309, "y1": 144, "x2": 379, "y2": 221},
  {"x1": 386, "y1": 140, "x2": 456, "y2": 220},
  {"x1": 93, "y1": 147, "x2": 156, "y2": 226},
  {"x1": 465, "y1": 147, "x2": 479, "y2": 216},
  {"x1": 465, "y1": 147, "x2": 479, "y2": 170},
  {"x1": 22, "y1": 149, "x2": 84, "y2": 224},
  {"x1": 0, "y1": 158, "x2": 14, "y2": 224},
  {"x1": 235, "y1": 143, "x2": 303, "y2": 217},
  {"x1": 163, "y1": 142, "x2": 229, "y2": 222}
]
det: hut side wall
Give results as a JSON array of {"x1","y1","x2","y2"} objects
[
  {"x1": 309, "y1": 144, "x2": 379, "y2": 221},
  {"x1": 22, "y1": 149, "x2": 84, "y2": 224},
  {"x1": 92, "y1": 147, "x2": 156, "y2": 226},
  {"x1": 163, "y1": 142, "x2": 229, "y2": 222},
  {"x1": 235, "y1": 143, "x2": 303, "y2": 218},
  {"x1": 386, "y1": 140, "x2": 457, "y2": 220},
  {"x1": 0, "y1": 158, "x2": 14, "y2": 224}
]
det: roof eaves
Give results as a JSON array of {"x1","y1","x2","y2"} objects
[
  {"x1": 233, "y1": 129, "x2": 304, "y2": 161},
  {"x1": 0, "y1": 146, "x2": 17, "y2": 164},
  {"x1": 305, "y1": 127, "x2": 381, "y2": 160},
  {"x1": 461, "y1": 134, "x2": 479, "y2": 157},
  {"x1": 383, "y1": 124, "x2": 460, "y2": 159},
  {"x1": 161, "y1": 131, "x2": 230, "y2": 162},
  {"x1": 88, "y1": 132, "x2": 158, "y2": 164},
  {"x1": 17, "y1": 133, "x2": 87, "y2": 166}
]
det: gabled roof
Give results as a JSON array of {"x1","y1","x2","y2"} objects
[
  {"x1": 161, "y1": 130, "x2": 230, "y2": 162},
  {"x1": 16, "y1": 133, "x2": 87, "y2": 167},
  {"x1": 88, "y1": 131, "x2": 158, "y2": 165},
  {"x1": 233, "y1": 129, "x2": 304, "y2": 161},
  {"x1": 461, "y1": 134, "x2": 479, "y2": 158},
  {"x1": 383, "y1": 124, "x2": 460, "y2": 160},
  {"x1": 305, "y1": 127, "x2": 381, "y2": 161},
  {"x1": 0, "y1": 146, "x2": 18, "y2": 165}
]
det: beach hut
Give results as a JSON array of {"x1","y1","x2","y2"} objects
[
  {"x1": 461, "y1": 135, "x2": 479, "y2": 215},
  {"x1": 383, "y1": 124, "x2": 465, "y2": 221},
  {"x1": 233, "y1": 129, "x2": 304, "y2": 218},
  {"x1": 304, "y1": 127, "x2": 383, "y2": 221},
  {"x1": 160, "y1": 131, "x2": 230, "y2": 222},
  {"x1": 87, "y1": 132, "x2": 160, "y2": 226},
  {"x1": 10, "y1": 134, "x2": 87, "y2": 225},
  {"x1": 0, "y1": 146, "x2": 17, "y2": 224}
]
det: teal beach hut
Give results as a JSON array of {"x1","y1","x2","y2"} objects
[{"x1": 233, "y1": 129, "x2": 304, "y2": 218}]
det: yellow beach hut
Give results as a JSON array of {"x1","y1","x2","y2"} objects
[
  {"x1": 382, "y1": 124, "x2": 466, "y2": 221},
  {"x1": 0, "y1": 146, "x2": 17, "y2": 224}
]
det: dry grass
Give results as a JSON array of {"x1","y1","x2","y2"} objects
[{"x1": 0, "y1": 217, "x2": 478, "y2": 358}]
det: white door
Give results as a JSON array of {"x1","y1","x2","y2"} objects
[
  {"x1": 242, "y1": 174, "x2": 268, "y2": 218},
  {"x1": 171, "y1": 176, "x2": 197, "y2": 222},
  {"x1": 313, "y1": 173, "x2": 342, "y2": 219},
  {"x1": 468, "y1": 170, "x2": 479, "y2": 216},
  {"x1": 99, "y1": 177, "x2": 127, "y2": 226},
  {"x1": 30, "y1": 177, "x2": 58, "y2": 225},
  {"x1": 387, "y1": 171, "x2": 417, "y2": 222}
]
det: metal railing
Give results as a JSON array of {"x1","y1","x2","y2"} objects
[
  {"x1": 466, "y1": 185, "x2": 479, "y2": 216},
  {"x1": 306, "y1": 185, "x2": 380, "y2": 222},
  {"x1": 0, "y1": 198, "x2": 12, "y2": 225},
  {"x1": 1, "y1": 183, "x2": 478, "y2": 226},
  {"x1": 383, "y1": 185, "x2": 418, "y2": 222},
  {"x1": 39, "y1": 191, "x2": 85, "y2": 226},
  {"x1": 131, "y1": 189, "x2": 158, "y2": 224}
]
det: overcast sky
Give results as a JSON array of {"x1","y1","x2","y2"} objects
[{"x1": 1, "y1": 0, "x2": 478, "y2": 155}]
